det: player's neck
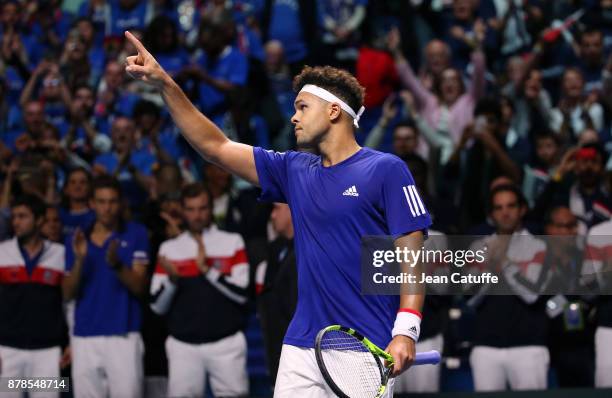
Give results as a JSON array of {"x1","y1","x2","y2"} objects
[
  {"x1": 92, "y1": 220, "x2": 118, "y2": 236},
  {"x1": 20, "y1": 234, "x2": 44, "y2": 257},
  {"x1": 319, "y1": 128, "x2": 361, "y2": 167}
]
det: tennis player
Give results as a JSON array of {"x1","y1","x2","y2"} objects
[{"x1": 124, "y1": 30, "x2": 431, "y2": 396}]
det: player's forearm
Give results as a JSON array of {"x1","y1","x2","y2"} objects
[
  {"x1": 62, "y1": 258, "x2": 84, "y2": 301},
  {"x1": 395, "y1": 231, "x2": 426, "y2": 311},
  {"x1": 399, "y1": 292, "x2": 424, "y2": 313},
  {"x1": 160, "y1": 76, "x2": 230, "y2": 162},
  {"x1": 115, "y1": 267, "x2": 148, "y2": 299},
  {"x1": 392, "y1": 231, "x2": 425, "y2": 341}
]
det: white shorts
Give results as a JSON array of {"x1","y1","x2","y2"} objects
[
  {"x1": 166, "y1": 331, "x2": 248, "y2": 398},
  {"x1": 71, "y1": 332, "x2": 144, "y2": 398},
  {"x1": 393, "y1": 333, "x2": 443, "y2": 393},
  {"x1": 470, "y1": 345, "x2": 549, "y2": 391},
  {"x1": 595, "y1": 326, "x2": 612, "y2": 387},
  {"x1": 274, "y1": 344, "x2": 395, "y2": 398},
  {"x1": 0, "y1": 345, "x2": 61, "y2": 398}
]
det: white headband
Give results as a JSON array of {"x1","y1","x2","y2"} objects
[{"x1": 299, "y1": 84, "x2": 365, "y2": 128}]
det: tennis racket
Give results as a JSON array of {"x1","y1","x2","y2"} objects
[{"x1": 315, "y1": 325, "x2": 441, "y2": 398}]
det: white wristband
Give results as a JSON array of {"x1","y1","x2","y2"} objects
[{"x1": 392, "y1": 311, "x2": 421, "y2": 342}]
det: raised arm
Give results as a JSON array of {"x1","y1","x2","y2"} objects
[
  {"x1": 388, "y1": 28, "x2": 434, "y2": 110},
  {"x1": 123, "y1": 31, "x2": 259, "y2": 186},
  {"x1": 468, "y1": 49, "x2": 486, "y2": 100}
]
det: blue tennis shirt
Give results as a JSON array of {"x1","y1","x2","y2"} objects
[
  {"x1": 65, "y1": 222, "x2": 149, "y2": 337},
  {"x1": 253, "y1": 146, "x2": 432, "y2": 348}
]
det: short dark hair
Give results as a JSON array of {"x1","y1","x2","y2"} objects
[
  {"x1": 533, "y1": 129, "x2": 561, "y2": 145},
  {"x1": 180, "y1": 182, "x2": 212, "y2": 205},
  {"x1": 12, "y1": 194, "x2": 46, "y2": 220},
  {"x1": 543, "y1": 205, "x2": 571, "y2": 227},
  {"x1": 293, "y1": 66, "x2": 365, "y2": 116},
  {"x1": 394, "y1": 119, "x2": 419, "y2": 135},
  {"x1": 92, "y1": 175, "x2": 122, "y2": 198},
  {"x1": 61, "y1": 167, "x2": 93, "y2": 208},
  {"x1": 73, "y1": 83, "x2": 93, "y2": 95},
  {"x1": 488, "y1": 184, "x2": 527, "y2": 214},
  {"x1": 579, "y1": 26, "x2": 603, "y2": 42}
]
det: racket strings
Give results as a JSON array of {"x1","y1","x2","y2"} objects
[{"x1": 319, "y1": 330, "x2": 384, "y2": 397}]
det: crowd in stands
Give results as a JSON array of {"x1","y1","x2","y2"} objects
[{"x1": 1, "y1": 0, "x2": 612, "y2": 396}]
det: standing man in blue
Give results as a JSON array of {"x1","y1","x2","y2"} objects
[
  {"x1": 63, "y1": 176, "x2": 150, "y2": 398},
  {"x1": 125, "y1": 30, "x2": 431, "y2": 397}
]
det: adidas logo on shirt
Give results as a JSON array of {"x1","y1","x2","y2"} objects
[
  {"x1": 409, "y1": 326, "x2": 417, "y2": 333},
  {"x1": 343, "y1": 185, "x2": 359, "y2": 197}
]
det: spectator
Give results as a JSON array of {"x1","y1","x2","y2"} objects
[
  {"x1": 28, "y1": 0, "x2": 73, "y2": 52},
  {"x1": 132, "y1": 99, "x2": 182, "y2": 164},
  {"x1": 1, "y1": 152, "x2": 59, "y2": 208},
  {"x1": 543, "y1": 206, "x2": 595, "y2": 387},
  {"x1": 533, "y1": 143, "x2": 612, "y2": 231},
  {"x1": 3, "y1": 100, "x2": 45, "y2": 156},
  {"x1": 150, "y1": 183, "x2": 249, "y2": 397},
  {"x1": 419, "y1": 39, "x2": 452, "y2": 91},
  {"x1": 144, "y1": 162, "x2": 185, "y2": 254},
  {"x1": 61, "y1": 84, "x2": 112, "y2": 161},
  {"x1": 59, "y1": 33, "x2": 93, "y2": 91},
  {"x1": 449, "y1": 97, "x2": 522, "y2": 229},
  {"x1": 0, "y1": 1, "x2": 33, "y2": 108},
  {"x1": 73, "y1": 17, "x2": 107, "y2": 86},
  {"x1": 256, "y1": 202, "x2": 297, "y2": 386},
  {"x1": 317, "y1": 0, "x2": 367, "y2": 71},
  {"x1": 364, "y1": 94, "x2": 424, "y2": 158},
  {"x1": 468, "y1": 185, "x2": 549, "y2": 391},
  {"x1": 522, "y1": 130, "x2": 561, "y2": 207},
  {"x1": 41, "y1": 205, "x2": 64, "y2": 243},
  {"x1": 501, "y1": 52, "x2": 554, "y2": 139},
  {"x1": 483, "y1": 0, "x2": 537, "y2": 59},
  {"x1": 63, "y1": 176, "x2": 149, "y2": 398},
  {"x1": 19, "y1": 60, "x2": 71, "y2": 128},
  {"x1": 178, "y1": 11, "x2": 248, "y2": 128},
  {"x1": 355, "y1": 20, "x2": 399, "y2": 110},
  {"x1": 261, "y1": 40, "x2": 297, "y2": 150},
  {"x1": 59, "y1": 167, "x2": 95, "y2": 237},
  {"x1": 0, "y1": 194, "x2": 68, "y2": 398},
  {"x1": 390, "y1": 26, "x2": 486, "y2": 147},
  {"x1": 574, "y1": 27, "x2": 607, "y2": 94},
  {"x1": 220, "y1": 89, "x2": 271, "y2": 147},
  {"x1": 441, "y1": 0, "x2": 495, "y2": 70},
  {"x1": 550, "y1": 68, "x2": 605, "y2": 141},
  {"x1": 95, "y1": 60, "x2": 141, "y2": 120},
  {"x1": 260, "y1": 0, "x2": 317, "y2": 73},
  {"x1": 105, "y1": 0, "x2": 154, "y2": 40},
  {"x1": 93, "y1": 116, "x2": 156, "y2": 212},
  {"x1": 142, "y1": 16, "x2": 189, "y2": 78},
  {"x1": 202, "y1": 162, "x2": 270, "y2": 248}
]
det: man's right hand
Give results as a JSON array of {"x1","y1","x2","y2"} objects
[
  {"x1": 124, "y1": 31, "x2": 168, "y2": 89},
  {"x1": 73, "y1": 228, "x2": 88, "y2": 260}
]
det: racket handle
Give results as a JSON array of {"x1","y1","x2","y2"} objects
[{"x1": 414, "y1": 350, "x2": 441, "y2": 366}]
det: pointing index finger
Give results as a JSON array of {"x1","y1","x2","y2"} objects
[{"x1": 125, "y1": 30, "x2": 148, "y2": 55}]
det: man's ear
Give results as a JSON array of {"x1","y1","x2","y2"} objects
[
  {"x1": 36, "y1": 215, "x2": 45, "y2": 229},
  {"x1": 328, "y1": 103, "x2": 342, "y2": 123}
]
